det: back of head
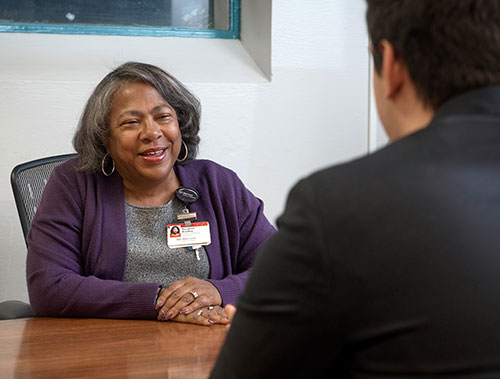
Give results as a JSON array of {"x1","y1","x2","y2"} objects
[{"x1": 366, "y1": 0, "x2": 500, "y2": 110}]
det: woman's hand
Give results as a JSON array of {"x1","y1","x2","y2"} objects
[
  {"x1": 223, "y1": 304, "x2": 237, "y2": 324},
  {"x1": 155, "y1": 276, "x2": 222, "y2": 321},
  {"x1": 170, "y1": 305, "x2": 230, "y2": 326}
]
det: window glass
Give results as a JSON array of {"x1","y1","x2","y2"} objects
[{"x1": 0, "y1": 0, "x2": 238, "y2": 38}]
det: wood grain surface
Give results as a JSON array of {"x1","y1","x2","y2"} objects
[{"x1": 0, "y1": 317, "x2": 228, "y2": 378}]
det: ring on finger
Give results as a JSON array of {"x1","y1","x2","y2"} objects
[
  {"x1": 189, "y1": 290, "x2": 199, "y2": 299},
  {"x1": 197, "y1": 309, "x2": 203, "y2": 316},
  {"x1": 208, "y1": 306, "x2": 214, "y2": 310}
]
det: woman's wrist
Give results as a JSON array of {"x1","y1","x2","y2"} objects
[{"x1": 154, "y1": 285, "x2": 163, "y2": 306}]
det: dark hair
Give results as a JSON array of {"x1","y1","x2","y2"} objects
[
  {"x1": 73, "y1": 62, "x2": 201, "y2": 172},
  {"x1": 366, "y1": 0, "x2": 500, "y2": 110}
]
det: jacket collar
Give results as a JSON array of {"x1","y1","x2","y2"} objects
[{"x1": 432, "y1": 85, "x2": 500, "y2": 122}]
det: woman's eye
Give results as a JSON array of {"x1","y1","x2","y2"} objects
[
  {"x1": 122, "y1": 119, "x2": 139, "y2": 126},
  {"x1": 158, "y1": 114, "x2": 172, "y2": 121}
]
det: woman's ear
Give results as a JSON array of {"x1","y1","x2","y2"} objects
[
  {"x1": 378, "y1": 40, "x2": 406, "y2": 100},
  {"x1": 102, "y1": 139, "x2": 110, "y2": 154}
]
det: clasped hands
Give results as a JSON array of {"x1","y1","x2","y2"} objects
[{"x1": 155, "y1": 276, "x2": 235, "y2": 326}]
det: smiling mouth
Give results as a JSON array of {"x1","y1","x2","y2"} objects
[{"x1": 140, "y1": 148, "x2": 166, "y2": 157}]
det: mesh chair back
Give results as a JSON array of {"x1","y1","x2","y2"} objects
[{"x1": 11, "y1": 154, "x2": 77, "y2": 243}]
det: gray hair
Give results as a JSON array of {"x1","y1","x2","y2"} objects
[{"x1": 73, "y1": 61, "x2": 201, "y2": 172}]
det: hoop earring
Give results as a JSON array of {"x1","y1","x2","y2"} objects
[
  {"x1": 101, "y1": 153, "x2": 115, "y2": 176},
  {"x1": 177, "y1": 140, "x2": 188, "y2": 163}
]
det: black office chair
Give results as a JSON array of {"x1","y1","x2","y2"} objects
[
  {"x1": 0, "y1": 153, "x2": 78, "y2": 320},
  {"x1": 11, "y1": 153, "x2": 78, "y2": 243}
]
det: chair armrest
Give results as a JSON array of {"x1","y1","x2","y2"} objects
[{"x1": 0, "y1": 300, "x2": 34, "y2": 320}]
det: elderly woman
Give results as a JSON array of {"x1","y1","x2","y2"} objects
[{"x1": 26, "y1": 62, "x2": 275, "y2": 325}]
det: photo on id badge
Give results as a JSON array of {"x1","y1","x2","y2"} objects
[{"x1": 170, "y1": 225, "x2": 181, "y2": 238}]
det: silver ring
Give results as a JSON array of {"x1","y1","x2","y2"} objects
[
  {"x1": 197, "y1": 309, "x2": 203, "y2": 316},
  {"x1": 208, "y1": 306, "x2": 214, "y2": 310},
  {"x1": 189, "y1": 290, "x2": 199, "y2": 299}
]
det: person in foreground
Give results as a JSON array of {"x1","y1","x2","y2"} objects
[
  {"x1": 211, "y1": 0, "x2": 500, "y2": 376},
  {"x1": 26, "y1": 62, "x2": 275, "y2": 324}
]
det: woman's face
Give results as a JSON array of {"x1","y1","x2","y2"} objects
[{"x1": 107, "y1": 82, "x2": 182, "y2": 188}]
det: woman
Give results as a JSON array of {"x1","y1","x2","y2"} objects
[{"x1": 26, "y1": 62, "x2": 275, "y2": 325}]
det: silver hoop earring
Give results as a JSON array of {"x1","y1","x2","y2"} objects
[
  {"x1": 101, "y1": 153, "x2": 115, "y2": 176},
  {"x1": 177, "y1": 140, "x2": 188, "y2": 163}
]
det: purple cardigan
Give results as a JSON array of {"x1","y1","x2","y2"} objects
[{"x1": 26, "y1": 158, "x2": 275, "y2": 319}]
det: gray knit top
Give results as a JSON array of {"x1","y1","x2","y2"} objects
[{"x1": 123, "y1": 198, "x2": 210, "y2": 287}]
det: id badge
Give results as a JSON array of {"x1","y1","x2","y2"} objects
[{"x1": 167, "y1": 222, "x2": 211, "y2": 249}]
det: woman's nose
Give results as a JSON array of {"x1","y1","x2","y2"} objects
[{"x1": 141, "y1": 118, "x2": 162, "y2": 140}]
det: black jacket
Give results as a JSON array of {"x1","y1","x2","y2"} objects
[{"x1": 211, "y1": 86, "x2": 500, "y2": 378}]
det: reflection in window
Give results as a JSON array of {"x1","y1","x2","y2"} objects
[{"x1": 0, "y1": 0, "x2": 237, "y2": 38}]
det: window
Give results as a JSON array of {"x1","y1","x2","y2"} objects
[{"x1": 0, "y1": 0, "x2": 239, "y2": 39}]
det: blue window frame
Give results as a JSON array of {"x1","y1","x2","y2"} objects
[{"x1": 0, "y1": 0, "x2": 239, "y2": 39}]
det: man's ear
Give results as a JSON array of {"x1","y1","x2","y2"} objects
[{"x1": 378, "y1": 40, "x2": 406, "y2": 100}]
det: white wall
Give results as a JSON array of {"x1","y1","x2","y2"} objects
[{"x1": 0, "y1": 0, "x2": 370, "y2": 302}]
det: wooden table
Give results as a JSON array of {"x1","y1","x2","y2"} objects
[{"x1": 0, "y1": 317, "x2": 228, "y2": 378}]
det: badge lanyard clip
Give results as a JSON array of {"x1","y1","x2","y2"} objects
[
  {"x1": 177, "y1": 209, "x2": 197, "y2": 226},
  {"x1": 175, "y1": 186, "x2": 199, "y2": 226},
  {"x1": 170, "y1": 186, "x2": 210, "y2": 260}
]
